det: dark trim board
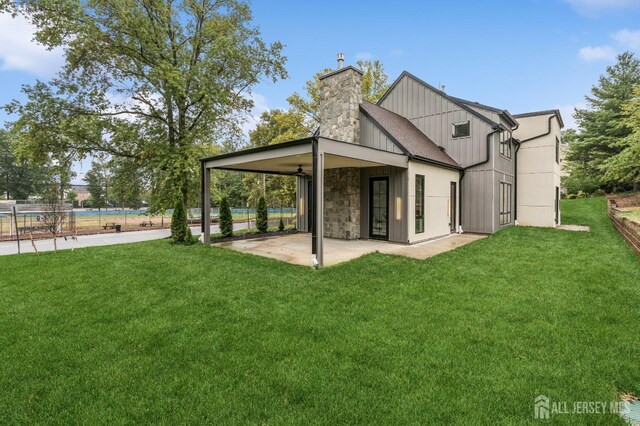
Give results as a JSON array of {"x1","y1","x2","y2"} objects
[{"x1": 200, "y1": 137, "x2": 313, "y2": 163}]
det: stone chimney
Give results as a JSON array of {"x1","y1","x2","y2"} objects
[{"x1": 318, "y1": 55, "x2": 363, "y2": 144}]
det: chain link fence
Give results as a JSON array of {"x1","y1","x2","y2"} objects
[{"x1": 0, "y1": 201, "x2": 297, "y2": 241}]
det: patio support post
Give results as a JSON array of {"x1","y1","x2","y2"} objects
[
  {"x1": 202, "y1": 164, "x2": 211, "y2": 244},
  {"x1": 312, "y1": 138, "x2": 324, "y2": 267}
]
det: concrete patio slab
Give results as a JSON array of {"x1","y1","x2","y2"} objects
[{"x1": 213, "y1": 232, "x2": 485, "y2": 266}]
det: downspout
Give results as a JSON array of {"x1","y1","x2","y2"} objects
[
  {"x1": 513, "y1": 139, "x2": 521, "y2": 222},
  {"x1": 459, "y1": 126, "x2": 502, "y2": 230},
  {"x1": 510, "y1": 120, "x2": 520, "y2": 223}
]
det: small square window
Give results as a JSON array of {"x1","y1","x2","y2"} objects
[{"x1": 452, "y1": 121, "x2": 470, "y2": 138}]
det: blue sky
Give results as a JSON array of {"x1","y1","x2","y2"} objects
[{"x1": 1, "y1": 0, "x2": 640, "y2": 183}]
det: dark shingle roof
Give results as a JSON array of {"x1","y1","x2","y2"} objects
[
  {"x1": 360, "y1": 101, "x2": 462, "y2": 170},
  {"x1": 513, "y1": 110, "x2": 564, "y2": 128}
]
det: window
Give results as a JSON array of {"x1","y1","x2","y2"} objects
[
  {"x1": 452, "y1": 121, "x2": 470, "y2": 138},
  {"x1": 555, "y1": 136, "x2": 560, "y2": 164},
  {"x1": 415, "y1": 175, "x2": 424, "y2": 233},
  {"x1": 499, "y1": 130, "x2": 512, "y2": 158},
  {"x1": 499, "y1": 182, "x2": 512, "y2": 226}
]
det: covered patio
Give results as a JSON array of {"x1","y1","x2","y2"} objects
[
  {"x1": 213, "y1": 232, "x2": 485, "y2": 266},
  {"x1": 200, "y1": 136, "x2": 408, "y2": 267}
]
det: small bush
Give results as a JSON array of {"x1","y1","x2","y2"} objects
[
  {"x1": 278, "y1": 217, "x2": 285, "y2": 231},
  {"x1": 577, "y1": 191, "x2": 586, "y2": 199},
  {"x1": 567, "y1": 194, "x2": 577, "y2": 199},
  {"x1": 219, "y1": 196, "x2": 233, "y2": 237},
  {"x1": 256, "y1": 196, "x2": 268, "y2": 233},
  {"x1": 185, "y1": 227, "x2": 197, "y2": 245},
  {"x1": 593, "y1": 189, "x2": 606, "y2": 197},
  {"x1": 170, "y1": 195, "x2": 189, "y2": 243}
]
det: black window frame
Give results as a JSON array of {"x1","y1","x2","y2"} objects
[
  {"x1": 415, "y1": 174, "x2": 425, "y2": 234},
  {"x1": 555, "y1": 136, "x2": 560, "y2": 164},
  {"x1": 499, "y1": 182, "x2": 512, "y2": 226},
  {"x1": 452, "y1": 121, "x2": 471, "y2": 138},
  {"x1": 499, "y1": 130, "x2": 512, "y2": 159}
]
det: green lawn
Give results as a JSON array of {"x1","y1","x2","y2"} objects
[{"x1": 1, "y1": 198, "x2": 639, "y2": 424}]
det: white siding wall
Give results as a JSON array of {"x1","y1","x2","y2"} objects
[
  {"x1": 408, "y1": 161, "x2": 460, "y2": 243},
  {"x1": 513, "y1": 114, "x2": 562, "y2": 227}
]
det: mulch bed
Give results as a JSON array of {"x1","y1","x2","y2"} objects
[{"x1": 211, "y1": 229, "x2": 298, "y2": 244}]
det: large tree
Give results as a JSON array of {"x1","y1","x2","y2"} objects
[
  {"x1": 84, "y1": 158, "x2": 111, "y2": 209},
  {"x1": 3, "y1": 0, "x2": 286, "y2": 234},
  {"x1": 602, "y1": 84, "x2": 640, "y2": 191},
  {"x1": 0, "y1": 129, "x2": 51, "y2": 200},
  {"x1": 111, "y1": 158, "x2": 146, "y2": 208},
  {"x1": 566, "y1": 51, "x2": 640, "y2": 192}
]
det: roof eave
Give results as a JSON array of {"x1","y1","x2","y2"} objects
[{"x1": 199, "y1": 137, "x2": 314, "y2": 163}]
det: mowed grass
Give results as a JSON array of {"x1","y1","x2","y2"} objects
[{"x1": 1, "y1": 198, "x2": 639, "y2": 424}]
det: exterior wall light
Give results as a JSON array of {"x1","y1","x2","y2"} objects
[{"x1": 395, "y1": 197, "x2": 402, "y2": 221}]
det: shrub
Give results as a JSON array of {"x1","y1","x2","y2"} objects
[
  {"x1": 170, "y1": 195, "x2": 188, "y2": 243},
  {"x1": 567, "y1": 194, "x2": 577, "y2": 199},
  {"x1": 185, "y1": 227, "x2": 197, "y2": 245},
  {"x1": 219, "y1": 196, "x2": 233, "y2": 237},
  {"x1": 256, "y1": 196, "x2": 268, "y2": 233},
  {"x1": 577, "y1": 191, "x2": 586, "y2": 199},
  {"x1": 278, "y1": 217, "x2": 285, "y2": 231},
  {"x1": 593, "y1": 189, "x2": 606, "y2": 197}
]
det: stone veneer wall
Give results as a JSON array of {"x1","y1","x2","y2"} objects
[
  {"x1": 319, "y1": 68, "x2": 363, "y2": 144},
  {"x1": 323, "y1": 168, "x2": 360, "y2": 239}
]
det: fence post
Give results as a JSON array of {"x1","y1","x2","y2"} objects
[{"x1": 11, "y1": 205, "x2": 20, "y2": 254}]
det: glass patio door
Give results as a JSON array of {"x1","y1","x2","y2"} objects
[{"x1": 369, "y1": 177, "x2": 389, "y2": 240}]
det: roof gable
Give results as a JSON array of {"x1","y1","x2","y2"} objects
[
  {"x1": 360, "y1": 101, "x2": 462, "y2": 170},
  {"x1": 378, "y1": 71, "x2": 499, "y2": 129}
]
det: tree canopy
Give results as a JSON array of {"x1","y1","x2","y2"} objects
[
  {"x1": 566, "y1": 51, "x2": 640, "y2": 192},
  {"x1": 0, "y1": 129, "x2": 51, "y2": 200},
  {"x1": 3, "y1": 0, "x2": 287, "y2": 231}
]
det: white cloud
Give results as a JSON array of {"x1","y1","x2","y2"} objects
[
  {"x1": 612, "y1": 28, "x2": 640, "y2": 50},
  {"x1": 240, "y1": 92, "x2": 270, "y2": 137},
  {"x1": 555, "y1": 103, "x2": 587, "y2": 130},
  {"x1": 0, "y1": 13, "x2": 64, "y2": 77},
  {"x1": 563, "y1": 0, "x2": 640, "y2": 15},
  {"x1": 355, "y1": 51, "x2": 372, "y2": 61},
  {"x1": 578, "y1": 45, "x2": 617, "y2": 61}
]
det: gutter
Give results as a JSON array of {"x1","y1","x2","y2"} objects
[
  {"x1": 518, "y1": 114, "x2": 556, "y2": 143},
  {"x1": 409, "y1": 154, "x2": 462, "y2": 171}
]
